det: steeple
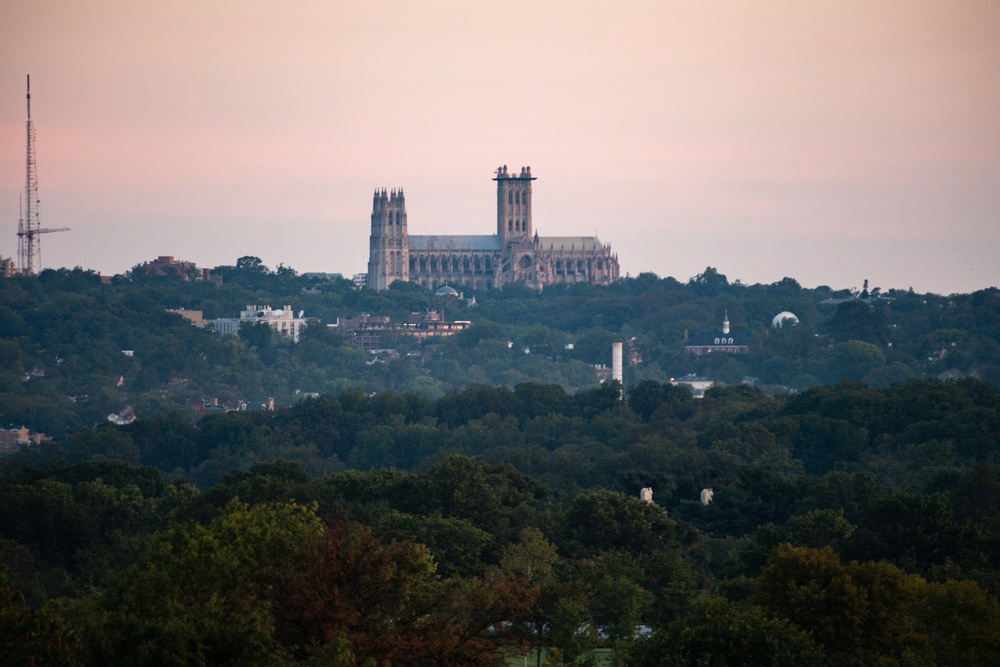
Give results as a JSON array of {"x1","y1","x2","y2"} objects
[{"x1": 723, "y1": 311, "x2": 730, "y2": 335}]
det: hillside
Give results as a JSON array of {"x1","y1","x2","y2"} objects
[{"x1": 1, "y1": 260, "x2": 998, "y2": 437}]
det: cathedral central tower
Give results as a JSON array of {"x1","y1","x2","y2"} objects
[{"x1": 494, "y1": 165, "x2": 535, "y2": 245}]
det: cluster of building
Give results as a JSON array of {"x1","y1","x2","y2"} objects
[
  {"x1": 186, "y1": 397, "x2": 276, "y2": 416},
  {"x1": 330, "y1": 310, "x2": 471, "y2": 351},
  {"x1": 0, "y1": 426, "x2": 45, "y2": 454},
  {"x1": 135, "y1": 255, "x2": 219, "y2": 284}
]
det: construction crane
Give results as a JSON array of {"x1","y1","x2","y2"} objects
[{"x1": 17, "y1": 75, "x2": 68, "y2": 275}]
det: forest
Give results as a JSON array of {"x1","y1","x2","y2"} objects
[
  {"x1": 1, "y1": 261, "x2": 999, "y2": 664},
  {"x1": 3, "y1": 378, "x2": 1000, "y2": 665}
]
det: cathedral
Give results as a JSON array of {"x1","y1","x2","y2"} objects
[{"x1": 367, "y1": 165, "x2": 619, "y2": 291}]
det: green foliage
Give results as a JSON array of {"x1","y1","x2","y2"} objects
[
  {"x1": 81, "y1": 500, "x2": 535, "y2": 666},
  {"x1": 823, "y1": 300, "x2": 889, "y2": 345},
  {"x1": 824, "y1": 340, "x2": 888, "y2": 383},
  {"x1": 0, "y1": 565, "x2": 78, "y2": 666},
  {"x1": 560, "y1": 489, "x2": 677, "y2": 558},
  {"x1": 631, "y1": 597, "x2": 827, "y2": 667},
  {"x1": 2, "y1": 263, "x2": 1000, "y2": 665}
]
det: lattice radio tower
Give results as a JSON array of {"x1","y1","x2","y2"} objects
[{"x1": 17, "y1": 75, "x2": 68, "y2": 275}]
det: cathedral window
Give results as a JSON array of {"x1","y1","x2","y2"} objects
[
  {"x1": 508, "y1": 191, "x2": 513, "y2": 205},
  {"x1": 515, "y1": 191, "x2": 520, "y2": 205},
  {"x1": 508, "y1": 219, "x2": 513, "y2": 232}
]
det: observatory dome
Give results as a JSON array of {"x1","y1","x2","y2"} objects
[
  {"x1": 435, "y1": 285, "x2": 460, "y2": 297},
  {"x1": 772, "y1": 311, "x2": 799, "y2": 328}
]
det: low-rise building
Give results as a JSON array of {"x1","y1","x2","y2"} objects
[
  {"x1": 670, "y1": 374, "x2": 714, "y2": 398},
  {"x1": 167, "y1": 309, "x2": 206, "y2": 326},
  {"x1": 685, "y1": 313, "x2": 750, "y2": 355},
  {"x1": 0, "y1": 426, "x2": 45, "y2": 453},
  {"x1": 330, "y1": 311, "x2": 471, "y2": 350},
  {"x1": 213, "y1": 305, "x2": 311, "y2": 343},
  {"x1": 399, "y1": 310, "x2": 472, "y2": 341},
  {"x1": 329, "y1": 314, "x2": 391, "y2": 350},
  {"x1": 107, "y1": 407, "x2": 136, "y2": 425}
]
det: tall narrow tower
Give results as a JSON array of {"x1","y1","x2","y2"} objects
[
  {"x1": 16, "y1": 76, "x2": 68, "y2": 275},
  {"x1": 17, "y1": 75, "x2": 39, "y2": 274},
  {"x1": 494, "y1": 165, "x2": 535, "y2": 245},
  {"x1": 366, "y1": 188, "x2": 409, "y2": 289}
]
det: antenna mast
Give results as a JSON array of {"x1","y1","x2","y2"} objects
[{"x1": 16, "y1": 75, "x2": 68, "y2": 275}]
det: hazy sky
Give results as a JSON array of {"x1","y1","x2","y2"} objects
[{"x1": 2, "y1": 1, "x2": 998, "y2": 294}]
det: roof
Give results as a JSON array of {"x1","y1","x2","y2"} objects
[
  {"x1": 409, "y1": 235, "x2": 501, "y2": 252},
  {"x1": 686, "y1": 331, "x2": 752, "y2": 347},
  {"x1": 537, "y1": 236, "x2": 605, "y2": 252}
]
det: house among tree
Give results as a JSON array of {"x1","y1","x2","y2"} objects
[{"x1": 685, "y1": 313, "x2": 750, "y2": 355}]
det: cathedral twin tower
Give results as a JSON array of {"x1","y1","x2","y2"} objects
[{"x1": 367, "y1": 165, "x2": 619, "y2": 291}]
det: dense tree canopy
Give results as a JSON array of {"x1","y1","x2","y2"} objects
[{"x1": 2, "y1": 264, "x2": 1000, "y2": 664}]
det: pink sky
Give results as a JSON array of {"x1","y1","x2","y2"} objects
[{"x1": 2, "y1": 1, "x2": 998, "y2": 294}]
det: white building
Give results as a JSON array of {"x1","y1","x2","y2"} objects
[
  {"x1": 213, "y1": 305, "x2": 310, "y2": 343},
  {"x1": 670, "y1": 374, "x2": 715, "y2": 398}
]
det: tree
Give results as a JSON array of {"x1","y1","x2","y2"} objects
[
  {"x1": 628, "y1": 379, "x2": 692, "y2": 422},
  {"x1": 823, "y1": 300, "x2": 888, "y2": 345},
  {"x1": 913, "y1": 579, "x2": 1000, "y2": 667},
  {"x1": 88, "y1": 500, "x2": 535, "y2": 666},
  {"x1": 824, "y1": 341, "x2": 887, "y2": 383},
  {"x1": 755, "y1": 545, "x2": 931, "y2": 666},
  {"x1": 235, "y1": 255, "x2": 269, "y2": 274},
  {"x1": 587, "y1": 550, "x2": 654, "y2": 642},
  {"x1": 688, "y1": 266, "x2": 729, "y2": 296},
  {"x1": 631, "y1": 597, "x2": 827, "y2": 667},
  {"x1": 560, "y1": 489, "x2": 676, "y2": 557},
  {"x1": 0, "y1": 566, "x2": 77, "y2": 666},
  {"x1": 239, "y1": 321, "x2": 279, "y2": 363},
  {"x1": 501, "y1": 527, "x2": 559, "y2": 584}
]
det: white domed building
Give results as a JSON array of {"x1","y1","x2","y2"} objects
[
  {"x1": 771, "y1": 311, "x2": 799, "y2": 328},
  {"x1": 435, "y1": 284, "x2": 460, "y2": 298}
]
